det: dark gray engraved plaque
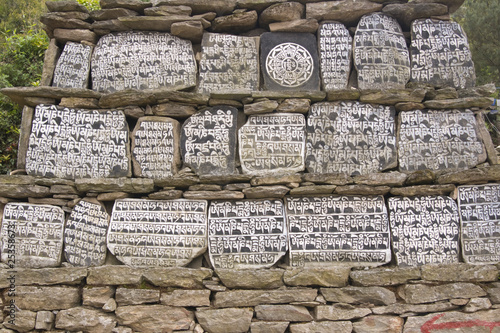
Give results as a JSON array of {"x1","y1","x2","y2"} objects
[
  {"x1": 26, "y1": 104, "x2": 130, "y2": 180},
  {"x1": 398, "y1": 110, "x2": 485, "y2": 172},
  {"x1": 181, "y1": 106, "x2": 237, "y2": 176},
  {"x1": 239, "y1": 113, "x2": 306, "y2": 176},
  {"x1": 410, "y1": 19, "x2": 476, "y2": 89},
  {"x1": 208, "y1": 200, "x2": 287, "y2": 269},
  {"x1": 198, "y1": 33, "x2": 259, "y2": 94},
  {"x1": 91, "y1": 31, "x2": 197, "y2": 93},
  {"x1": 260, "y1": 32, "x2": 320, "y2": 91},
  {"x1": 286, "y1": 195, "x2": 391, "y2": 267},
  {"x1": 64, "y1": 199, "x2": 110, "y2": 267},
  {"x1": 52, "y1": 42, "x2": 93, "y2": 89},
  {"x1": 131, "y1": 116, "x2": 181, "y2": 179},
  {"x1": 318, "y1": 22, "x2": 352, "y2": 91},
  {"x1": 389, "y1": 196, "x2": 460, "y2": 267},
  {"x1": 1, "y1": 203, "x2": 65, "y2": 268},
  {"x1": 107, "y1": 199, "x2": 208, "y2": 267},
  {"x1": 353, "y1": 12, "x2": 410, "y2": 90},
  {"x1": 458, "y1": 184, "x2": 500, "y2": 264},
  {"x1": 306, "y1": 101, "x2": 397, "y2": 176}
]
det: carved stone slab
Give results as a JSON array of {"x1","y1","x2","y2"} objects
[
  {"x1": 208, "y1": 199, "x2": 287, "y2": 269},
  {"x1": 26, "y1": 104, "x2": 130, "y2": 179},
  {"x1": 1, "y1": 203, "x2": 65, "y2": 268},
  {"x1": 131, "y1": 116, "x2": 181, "y2": 178},
  {"x1": 107, "y1": 199, "x2": 208, "y2": 267},
  {"x1": 306, "y1": 101, "x2": 397, "y2": 175},
  {"x1": 398, "y1": 110, "x2": 485, "y2": 172},
  {"x1": 91, "y1": 31, "x2": 197, "y2": 93},
  {"x1": 458, "y1": 184, "x2": 500, "y2": 265},
  {"x1": 198, "y1": 33, "x2": 259, "y2": 94},
  {"x1": 318, "y1": 21, "x2": 352, "y2": 91},
  {"x1": 52, "y1": 42, "x2": 93, "y2": 89},
  {"x1": 260, "y1": 32, "x2": 320, "y2": 91},
  {"x1": 354, "y1": 12, "x2": 410, "y2": 90},
  {"x1": 410, "y1": 19, "x2": 476, "y2": 89},
  {"x1": 239, "y1": 113, "x2": 306, "y2": 176},
  {"x1": 286, "y1": 195, "x2": 391, "y2": 267},
  {"x1": 64, "y1": 199, "x2": 110, "y2": 267},
  {"x1": 389, "y1": 196, "x2": 460, "y2": 266},
  {"x1": 181, "y1": 106, "x2": 238, "y2": 176}
]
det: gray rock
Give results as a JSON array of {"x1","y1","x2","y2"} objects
[
  {"x1": 144, "y1": 5, "x2": 192, "y2": 16},
  {"x1": 183, "y1": 190, "x2": 245, "y2": 200},
  {"x1": 350, "y1": 266, "x2": 421, "y2": 286},
  {"x1": 91, "y1": 19, "x2": 130, "y2": 34},
  {"x1": 464, "y1": 298, "x2": 492, "y2": 312},
  {"x1": 155, "y1": 174, "x2": 200, "y2": 188},
  {"x1": 214, "y1": 289, "x2": 318, "y2": 308},
  {"x1": 53, "y1": 28, "x2": 97, "y2": 44},
  {"x1": 83, "y1": 286, "x2": 115, "y2": 308},
  {"x1": 421, "y1": 264, "x2": 499, "y2": 282},
  {"x1": 91, "y1": 8, "x2": 139, "y2": 21},
  {"x1": 359, "y1": 89, "x2": 426, "y2": 105},
  {"x1": 148, "y1": 189, "x2": 184, "y2": 200},
  {"x1": 427, "y1": 87, "x2": 459, "y2": 100},
  {"x1": 335, "y1": 185, "x2": 390, "y2": 195},
  {"x1": 41, "y1": 12, "x2": 91, "y2": 30},
  {"x1": 353, "y1": 172, "x2": 407, "y2": 187},
  {"x1": 314, "y1": 303, "x2": 371, "y2": 321},
  {"x1": 87, "y1": 266, "x2": 143, "y2": 285},
  {"x1": 277, "y1": 99, "x2": 311, "y2": 113},
  {"x1": 3, "y1": 310, "x2": 36, "y2": 333},
  {"x1": 243, "y1": 185, "x2": 290, "y2": 198},
  {"x1": 40, "y1": 39, "x2": 60, "y2": 86},
  {"x1": 216, "y1": 269, "x2": 285, "y2": 289},
  {"x1": 103, "y1": 298, "x2": 118, "y2": 312},
  {"x1": 306, "y1": 0, "x2": 383, "y2": 26},
  {"x1": 320, "y1": 286, "x2": 397, "y2": 306},
  {"x1": 99, "y1": 90, "x2": 157, "y2": 108},
  {"x1": 59, "y1": 97, "x2": 100, "y2": 108},
  {"x1": 390, "y1": 184, "x2": 456, "y2": 196},
  {"x1": 402, "y1": 310, "x2": 500, "y2": 333},
  {"x1": 372, "y1": 301, "x2": 458, "y2": 315},
  {"x1": 101, "y1": 0, "x2": 152, "y2": 12},
  {"x1": 251, "y1": 174, "x2": 302, "y2": 186},
  {"x1": 486, "y1": 282, "x2": 500, "y2": 304},
  {"x1": 405, "y1": 169, "x2": 436, "y2": 185},
  {"x1": 35, "y1": 311, "x2": 55, "y2": 331},
  {"x1": 46, "y1": 1, "x2": 89, "y2": 13},
  {"x1": 383, "y1": 3, "x2": 448, "y2": 30},
  {"x1": 97, "y1": 191, "x2": 130, "y2": 201},
  {"x1": 75, "y1": 178, "x2": 155, "y2": 193},
  {"x1": 143, "y1": 267, "x2": 212, "y2": 288},
  {"x1": 115, "y1": 288, "x2": 160, "y2": 306},
  {"x1": 423, "y1": 97, "x2": 494, "y2": 109},
  {"x1": 161, "y1": 290, "x2": 211, "y2": 307},
  {"x1": 56, "y1": 307, "x2": 117, "y2": 333},
  {"x1": 269, "y1": 19, "x2": 319, "y2": 33},
  {"x1": 289, "y1": 185, "x2": 336, "y2": 195},
  {"x1": 0, "y1": 183, "x2": 49, "y2": 198},
  {"x1": 212, "y1": 10, "x2": 258, "y2": 33},
  {"x1": 255, "y1": 305, "x2": 313, "y2": 322},
  {"x1": 413, "y1": 0, "x2": 465, "y2": 13},
  {"x1": 327, "y1": 89, "x2": 361, "y2": 101},
  {"x1": 4, "y1": 286, "x2": 80, "y2": 311},
  {"x1": 196, "y1": 308, "x2": 253, "y2": 333},
  {"x1": 0, "y1": 267, "x2": 86, "y2": 287},
  {"x1": 284, "y1": 267, "x2": 351, "y2": 287},
  {"x1": 353, "y1": 316, "x2": 404, "y2": 333},
  {"x1": 260, "y1": 2, "x2": 304, "y2": 27},
  {"x1": 290, "y1": 321, "x2": 352, "y2": 333},
  {"x1": 153, "y1": 0, "x2": 237, "y2": 15},
  {"x1": 171, "y1": 21, "x2": 204, "y2": 42},
  {"x1": 244, "y1": 99, "x2": 279, "y2": 115},
  {"x1": 302, "y1": 173, "x2": 352, "y2": 185},
  {"x1": 252, "y1": 90, "x2": 326, "y2": 102},
  {"x1": 116, "y1": 305, "x2": 193, "y2": 332},
  {"x1": 477, "y1": 112, "x2": 499, "y2": 165},
  {"x1": 400, "y1": 283, "x2": 487, "y2": 304},
  {"x1": 251, "y1": 321, "x2": 289, "y2": 333}
]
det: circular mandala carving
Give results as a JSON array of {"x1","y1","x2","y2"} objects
[{"x1": 266, "y1": 43, "x2": 314, "y2": 87}]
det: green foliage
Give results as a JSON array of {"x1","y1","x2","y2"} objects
[
  {"x1": 0, "y1": 0, "x2": 46, "y2": 34},
  {"x1": 75, "y1": 0, "x2": 101, "y2": 11}
]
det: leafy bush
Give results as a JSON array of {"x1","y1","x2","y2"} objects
[{"x1": 76, "y1": 0, "x2": 100, "y2": 11}]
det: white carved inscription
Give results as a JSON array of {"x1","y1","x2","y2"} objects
[
  {"x1": 52, "y1": 42, "x2": 93, "y2": 89},
  {"x1": 266, "y1": 42, "x2": 314, "y2": 87}
]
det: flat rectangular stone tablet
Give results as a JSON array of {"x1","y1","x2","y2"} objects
[
  {"x1": 458, "y1": 184, "x2": 500, "y2": 265},
  {"x1": 286, "y1": 195, "x2": 391, "y2": 267},
  {"x1": 1, "y1": 203, "x2": 65, "y2": 268},
  {"x1": 52, "y1": 42, "x2": 93, "y2": 89},
  {"x1": 389, "y1": 196, "x2": 460, "y2": 267}
]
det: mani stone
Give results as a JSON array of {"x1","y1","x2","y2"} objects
[
  {"x1": 198, "y1": 33, "x2": 259, "y2": 94},
  {"x1": 181, "y1": 106, "x2": 238, "y2": 176},
  {"x1": 26, "y1": 104, "x2": 130, "y2": 180},
  {"x1": 260, "y1": 32, "x2": 320, "y2": 91},
  {"x1": 64, "y1": 198, "x2": 110, "y2": 266},
  {"x1": 131, "y1": 116, "x2": 181, "y2": 178},
  {"x1": 306, "y1": 101, "x2": 397, "y2": 176},
  {"x1": 239, "y1": 113, "x2": 306, "y2": 176},
  {"x1": 353, "y1": 12, "x2": 410, "y2": 90},
  {"x1": 318, "y1": 21, "x2": 352, "y2": 91},
  {"x1": 208, "y1": 199, "x2": 287, "y2": 269},
  {"x1": 91, "y1": 31, "x2": 197, "y2": 93},
  {"x1": 107, "y1": 199, "x2": 208, "y2": 267},
  {"x1": 52, "y1": 42, "x2": 93, "y2": 89},
  {"x1": 286, "y1": 195, "x2": 391, "y2": 267},
  {"x1": 388, "y1": 196, "x2": 460, "y2": 266},
  {"x1": 0, "y1": 203, "x2": 65, "y2": 268},
  {"x1": 410, "y1": 19, "x2": 476, "y2": 89},
  {"x1": 397, "y1": 109, "x2": 486, "y2": 172},
  {"x1": 458, "y1": 184, "x2": 500, "y2": 265}
]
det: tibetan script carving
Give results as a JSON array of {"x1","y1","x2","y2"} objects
[
  {"x1": 208, "y1": 199, "x2": 287, "y2": 269},
  {"x1": 354, "y1": 12, "x2": 410, "y2": 90},
  {"x1": 286, "y1": 195, "x2": 391, "y2": 267},
  {"x1": 107, "y1": 199, "x2": 208, "y2": 267},
  {"x1": 410, "y1": 19, "x2": 476, "y2": 89},
  {"x1": 52, "y1": 42, "x2": 93, "y2": 89},
  {"x1": 458, "y1": 184, "x2": 500, "y2": 265},
  {"x1": 26, "y1": 104, "x2": 130, "y2": 179},
  {"x1": 1, "y1": 203, "x2": 65, "y2": 268},
  {"x1": 91, "y1": 31, "x2": 197, "y2": 93},
  {"x1": 389, "y1": 196, "x2": 460, "y2": 266},
  {"x1": 306, "y1": 101, "x2": 397, "y2": 175}
]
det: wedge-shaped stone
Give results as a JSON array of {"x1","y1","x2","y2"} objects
[
  {"x1": 55, "y1": 307, "x2": 116, "y2": 333},
  {"x1": 256, "y1": 305, "x2": 313, "y2": 322},
  {"x1": 314, "y1": 303, "x2": 371, "y2": 321},
  {"x1": 116, "y1": 305, "x2": 193, "y2": 332},
  {"x1": 4, "y1": 286, "x2": 80, "y2": 311},
  {"x1": 400, "y1": 283, "x2": 487, "y2": 304},
  {"x1": 320, "y1": 286, "x2": 396, "y2": 306},
  {"x1": 214, "y1": 289, "x2": 317, "y2": 308},
  {"x1": 196, "y1": 308, "x2": 253, "y2": 333}
]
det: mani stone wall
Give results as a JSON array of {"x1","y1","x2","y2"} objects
[{"x1": 0, "y1": 0, "x2": 499, "y2": 332}]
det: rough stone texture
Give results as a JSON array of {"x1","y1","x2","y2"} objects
[
  {"x1": 251, "y1": 174, "x2": 302, "y2": 186},
  {"x1": 0, "y1": 267, "x2": 87, "y2": 288},
  {"x1": 284, "y1": 268, "x2": 351, "y2": 287},
  {"x1": 214, "y1": 289, "x2": 318, "y2": 308},
  {"x1": 35, "y1": 311, "x2": 55, "y2": 331},
  {"x1": 242, "y1": 185, "x2": 290, "y2": 198},
  {"x1": 352, "y1": 315, "x2": 404, "y2": 333},
  {"x1": 41, "y1": 12, "x2": 92, "y2": 30},
  {"x1": 53, "y1": 28, "x2": 97, "y2": 44},
  {"x1": 320, "y1": 287, "x2": 397, "y2": 306},
  {"x1": 289, "y1": 185, "x2": 336, "y2": 195},
  {"x1": 55, "y1": 307, "x2": 117, "y2": 333},
  {"x1": 269, "y1": 19, "x2": 319, "y2": 33},
  {"x1": 152, "y1": 103, "x2": 197, "y2": 117},
  {"x1": 161, "y1": 290, "x2": 211, "y2": 307},
  {"x1": 353, "y1": 172, "x2": 407, "y2": 187},
  {"x1": 350, "y1": 267, "x2": 421, "y2": 286},
  {"x1": 115, "y1": 288, "x2": 161, "y2": 306},
  {"x1": 420, "y1": 264, "x2": 499, "y2": 282},
  {"x1": 40, "y1": 39, "x2": 59, "y2": 86},
  {"x1": 143, "y1": 268, "x2": 212, "y2": 288},
  {"x1": 402, "y1": 169, "x2": 436, "y2": 186},
  {"x1": 153, "y1": 0, "x2": 237, "y2": 15},
  {"x1": 101, "y1": 0, "x2": 152, "y2": 12},
  {"x1": 3, "y1": 310, "x2": 36, "y2": 333},
  {"x1": 359, "y1": 89, "x2": 426, "y2": 105},
  {"x1": 390, "y1": 184, "x2": 456, "y2": 196},
  {"x1": 300, "y1": 172, "x2": 351, "y2": 186},
  {"x1": 116, "y1": 305, "x2": 193, "y2": 332},
  {"x1": 315, "y1": 304, "x2": 372, "y2": 321},
  {"x1": 99, "y1": 90, "x2": 157, "y2": 108},
  {"x1": 487, "y1": 283, "x2": 500, "y2": 304},
  {"x1": 290, "y1": 321, "x2": 353, "y2": 333},
  {"x1": 306, "y1": 0, "x2": 383, "y2": 26},
  {"x1": 424, "y1": 97, "x2": 494, "y2": 109},
  {"x1": 216, "y1": 269, "x2": 285, "y2": 289},
  {"x1": 259, "y1": 2, "x2": 304, "y2": 27},
  {"x1": 83, "y1": 286, "x2": 116, "y2": 308},
  {"x1": 400, "y1": 283, "x2": 487, "y2": 304},
  {"x1": 46, "y1": 1, "x2": 89, "y2": 13},
  {"x1": 255, "y1": 305, "x2": 313, "y2": 322},
  {"x1": 402, "y1": 310, "x2": 500, "y2": 333},
  {"x1": 75, "y1": 178, "x2": 155, "y2": 193},
  {"x1": 171, "y1": 21, "x2": 204, "y2": 42},
  {"x1": 87, "y1": 266, "x2": 143, "y2": 285},
  {"x1": 196, "y1": 308, "x2": 253, "y2": 333},
  {"x1": 244, "y1": 100, "x2": 279, "y2": 115},
  {"x1": 335, "y1": 185, "x2": 390, "y2": 195},
  {"x1": 0, "y1": 183, "x2": 50, "y2": 198},
  {"x1": 277, "y1": 98, "x2": 311, "y2": 113},
  {"x1": 211, "y1": 10, "x2": 258, "y2": 33},
  {"x1": 372, "y1": 301, "x2": 458, "y2": 315},
  {"x1": 91, "y1": 8, "x2": 139, "y2": 21},
  {"x1": 251, "y1": 321, "x2": 289, "y2": 333},
  {"x1": 382, "y1": 3, "x2": 448, "y2": 30},
  {"x1": 4, "y1": 286, "x2": 80, "y2": 311},
  {"x1": 464, "y1": 297, "x2": 492, "y2": 312},
  {"x1": 183, "y1": 190, "x2": 245, "y2": 200}
]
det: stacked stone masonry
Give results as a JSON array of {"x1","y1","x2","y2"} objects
[{"x1": 0, "y1": 0, "x2": 499, "y2": 332}]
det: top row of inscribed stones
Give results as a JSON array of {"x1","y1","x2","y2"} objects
[{"x1": 51, "y1": 13, "x2": 476, "y2": 94}]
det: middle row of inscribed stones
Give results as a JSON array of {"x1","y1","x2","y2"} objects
[
  {"x1": 52, "y1": 42, "x2": 93, "y2": 89},
  {"x1": 306, "y1": 101, "x2": 397, "y2": 176},
  {"x1": 208, "y1": 200, "x2": 287, "y2": 269}
]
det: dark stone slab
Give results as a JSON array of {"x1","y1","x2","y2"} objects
[
  {"x1": 208, "y1": 199, "x2": 287, "y2": 269},
  {"x1": 306, "y1": 101, "x2": 397, "y2": 176},
  {"x1": 107, "y1": 199, "x2": 208, "y2": 267},
  {"x1": 239, "y1": 113, "x2": 306, "y2": 176},
  {"x1": 318, "y1": 22, "x2": 352, "y2": 91},
  {"x1": 181, "y1": 106, "x2": 238, "y2": 176},
  {"x1": 410, "y1": 19, "x2": 476, "y2": 89},
  {"x1": 64, "y1": 199, "x2": 109, "y2": 266},
  {"x1": 91, "y1": 31, "x2": 197, "y2": 93},
  {"x1": 198, "y1": 33, "x2": 259, "y2": 94},
  {"x1": 52, "y1": 42, "x2": 93, "y2": 89},
  {"x1": 458, "y1": 184, "x2": 500, "y2": 265},
  {"x1": 397, "y1": 110, "x2": 486, "y2": 172},
  {"x1": 260, "y1": 32, "x2": 320, "y2": 91},
  {"x1": 1, "y1": 203, "x2": 65, "y2": 268},
  {"x1": 286, "y1": 195, "x2": 391, "y2": 267},
  {"x1": 26, "y1": 104, "x2": 130, "y2": 180},
  {"x1": 353, "y1": 12, "x2": 410, "y2": 90},
  {"x1": 388, "y1": 196, "x2": 460, "y2": 266}
]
